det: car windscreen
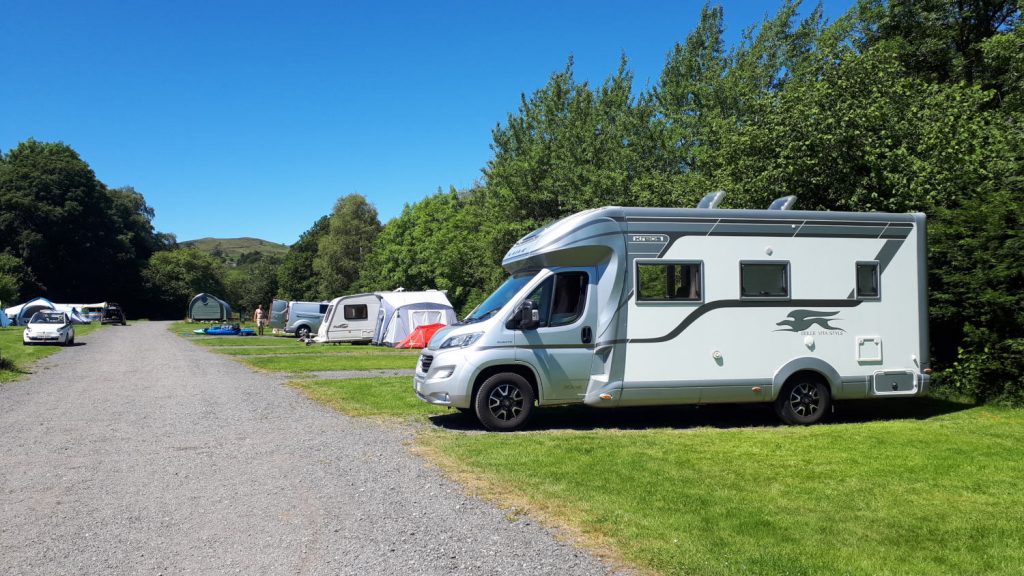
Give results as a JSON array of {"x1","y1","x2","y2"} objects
[
  {"x1": 29, "y1": 312, "x2": 65, "y2": 324},
  {"x1": 462, "y1": 271, "x2": 538, "y2": 324}
]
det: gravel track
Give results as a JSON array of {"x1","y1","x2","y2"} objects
[{"x1": 0, "y1": 321, "x2": 621, "y2": 575}]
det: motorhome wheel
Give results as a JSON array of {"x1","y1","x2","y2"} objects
[
  {"x1": 775, "y1": 377, "x2": 831, "y2": 425},
  {"x1": 475, "y1": 373, "x2": 535, "y2": 431},
  {"x1": 296, "y1": 325, "x2": 311, "y2": 339}
]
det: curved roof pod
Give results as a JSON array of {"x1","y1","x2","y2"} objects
[{"x1": 188, "y1": 293, "x2": 233, "y2": 321}]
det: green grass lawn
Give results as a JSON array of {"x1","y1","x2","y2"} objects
[
  {"x1": 211, "y1": 345, "x2": 420, "y2": 356},
  {"x1": 239, "y1": 353, "x2": 419, "y2": 372},
  {"x1": 290, "y1": 377, "x2": 450, "y2": 418},
  {"x1": 421, "y1": 403, "x2": 1024, "y2": 576},
  {"x1": 0, "y1": 323, "x2": 104, "y2": 382}
]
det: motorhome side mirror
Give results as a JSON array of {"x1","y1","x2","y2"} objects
[{"x1": 519, "y1": 300, "x2": 540, "y2": 330}]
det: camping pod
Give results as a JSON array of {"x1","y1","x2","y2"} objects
[{"x1": 188, "y1": 293, "x2": 233, "y2": 322}]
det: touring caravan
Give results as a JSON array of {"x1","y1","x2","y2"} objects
[
  {"x1": 188, "y1": 293, "x2": 233, "y2": 322},
  {"x1": 269, "y1": 299, "x2": 330, "y2": 338},
  {"x1": 414, "y1": 196, "x2": 930, "y2": 430},
  {"x1": 315, "y1": 291, "x2": 456, "y2": 345}
]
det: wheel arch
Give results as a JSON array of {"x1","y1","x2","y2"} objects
[
  {"x1": 772, "y1": 358, "x2": 841, "y2": 401},
  {"x1": 471, "y1": 363, "x2": 541, "y2": 407}
]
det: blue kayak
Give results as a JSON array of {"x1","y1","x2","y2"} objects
[{"x1": 192, "y1": 325, "x2": 257, "y2": 336}]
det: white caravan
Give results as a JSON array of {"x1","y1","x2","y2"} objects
[
  {"x1": 315, "y1": 290, "x2": 456, "y2": 345},
  {"x1": 415, "y1": 196, "x2": 930, "y2": 430}
]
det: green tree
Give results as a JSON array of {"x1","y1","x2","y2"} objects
[
  {"x1": 313, "y1": 194, "x2": 381, "y2": 297},
  {"x1": 142, "y1": 248, "x2": 225, "y2": 318},
  {"x1": 225, "y1": 256, "x2": 280, "y2": 318},
  {"x1": 0, "y1": 253, "x2": 36, "y2": 304},
  {"x1": 0, "y1": 141, "x2": 169, "y2": 310},
  {"x1": 277, "y1": 215, "x2": 329, "y2": 300},
  {"x1": 358, "y1": 187, "x2": 497, "y2": 315}
]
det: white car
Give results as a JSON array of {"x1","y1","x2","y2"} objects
[{"x1": 23, "y1": 311, "x2": 75, "y2": 346}]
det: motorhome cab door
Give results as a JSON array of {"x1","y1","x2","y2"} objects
[{"x1": 515, "y1": 268, "x2": 598, "y2": 403}]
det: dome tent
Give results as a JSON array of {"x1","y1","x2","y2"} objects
[{"x1": 188, "y1": 293, "x2": 233, "y2": 322}]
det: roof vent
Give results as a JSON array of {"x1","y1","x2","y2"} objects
[
  {"x1": 696, "y1": 190, "x2": 726, "y2": 209},
  {"x1": 768, "y1": 195, "x2": 797, "y2": 210}
]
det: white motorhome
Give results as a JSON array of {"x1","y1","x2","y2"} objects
[
  {"x1": 414, "y1": 196, "x2": 930, "y2": 430},
  {"x1": 315, "y1": 290, "x2": 456, "y2": 345}
]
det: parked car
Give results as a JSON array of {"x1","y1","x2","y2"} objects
[
  {"x1": 270, "y1": 299, "x2": 329, "y2": 339},
  {"x1": 23, "y1": 311, "x2": 75, "y2": 346},
  {"x1": 102, "y1": 303, "x2": 126, "y2": 325}
]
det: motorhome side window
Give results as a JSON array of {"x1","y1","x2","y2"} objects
[
  {"x1": 319, "y1": 303, "x2": 330, "y2": 314},
  {"x1": 856, "y1": 261, "x2": 880, "y2": 299},
  {"x1": 740, "y1": 262, "x2": 789, "y2": 298},
  {"x1": 637, "y1": 262, "x2": 702, "y2": 301},
  {"x1": 524, "y1": 272, "x2": 589, "y2": 327},
  {"x1": 343, "y1": 304, "x2": 368, "y2": 320}
]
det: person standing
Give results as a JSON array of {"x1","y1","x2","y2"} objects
[{"x1": 253, "y1": 304, "x2": 266, "y2": 335}]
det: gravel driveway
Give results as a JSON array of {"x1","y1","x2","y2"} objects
[{"x1": 0, "y1": 321, "x2": 621, "y2": 575}]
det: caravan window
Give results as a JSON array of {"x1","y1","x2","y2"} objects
[
  {"x1": 523, "y1": 271, "x2": 589, "y2": 327},
  {"x1": 740, "y1": 262, "x2": 789, "y2": 299},
  {"x1": 636, "y1": 261, "x2": 702, "y2": 302},
  {"x1": 856, "y1": 261, "x2": 880, "y2": 299},
  {"x1": 344, "y1": 304, "x2": 368, "y2": 320}
]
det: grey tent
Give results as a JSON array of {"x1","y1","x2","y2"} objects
[{"x1": 188, "y1": 293, "x2": 233, "y2": 321}]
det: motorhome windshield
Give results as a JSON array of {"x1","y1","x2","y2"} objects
[{"x1": 462, "y1": 272, "x2": 538, "y2": 323}]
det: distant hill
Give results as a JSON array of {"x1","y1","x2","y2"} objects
[{"x1": 181, "y1": 237, "x2": 289, "y2": 267}]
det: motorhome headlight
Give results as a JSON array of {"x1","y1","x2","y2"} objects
[{"x1": 439, "y1": 332, "x2": 483, "y2": 349}]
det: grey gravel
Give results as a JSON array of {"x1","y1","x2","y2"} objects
[{"x1": 0, "y1": 321, "x2": 623, "y2": 575}]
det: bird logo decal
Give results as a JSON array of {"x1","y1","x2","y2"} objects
[{"x1": 775, "y1": 310, "x2": 844, "y2": 332}]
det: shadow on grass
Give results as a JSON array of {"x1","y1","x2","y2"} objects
[{"x1": 428, "y1": 396, "x2": 977, "y2": 433}]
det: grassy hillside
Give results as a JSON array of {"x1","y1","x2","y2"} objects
[{"x1": 181, "y1": 237, "x2": 289, "y2": 266}]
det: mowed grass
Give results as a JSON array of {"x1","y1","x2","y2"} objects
[
  {"x1": 0, "y1": 323, "x2": 105, "y2": 382},
  {"x1": 422, "y1": 404, "x2": 1024, "y2": 576},
  {"x1": 212, "y1": 344, "x2": 419, "y2": 356},
  {"x1": 290, "y1": 377, "x2": 449, "y2": 418},
  {"x1": 240, "y1": 353, "x2": 419, "y2": 372}
]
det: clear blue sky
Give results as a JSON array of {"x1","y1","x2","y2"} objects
[{"x1": 1, "y1": 0, "x2": 854, "y2": 245}]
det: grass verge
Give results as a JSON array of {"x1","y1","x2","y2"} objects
[
  {"x1": 290, "y1": 377, "x2": 450, "y2": 418},
  {"x1": 239, "y1": 353, "x2": 418, "y2": 372},
  {"x1": 211, "y1": 344, "x2": 419, "y2": 356},
  {"x1": 419, "y1": 404, "x2": 1024, "y2": 576},
  {"x1": 0, "y1": 323, "x2": 104, "y2": 382}
]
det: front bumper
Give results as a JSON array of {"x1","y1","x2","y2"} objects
[
  {"x1": 413, "y1": 350, "x2": 472, "y2": 408},
  {"x1": 24, "y1": 333, "x2": 61, "y2": 343}
]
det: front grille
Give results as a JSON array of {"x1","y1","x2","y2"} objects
[{"x1": 419, "y1": 354, "x2": 434, "y2": 372}]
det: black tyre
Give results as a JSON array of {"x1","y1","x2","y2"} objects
[
  {"x1": 775, "y1": 377, "x2": 831, "y2": 425},
  {"x1": 296, "y1": 325, "x2": 311, "y2": 339},
  {"x1": 474, "y1": 373, "x2": 535, "y2": 431}
]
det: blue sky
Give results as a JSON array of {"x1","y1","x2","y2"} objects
[{"x1": 1, "y1": 0, "x2": 854, "y2": 245}]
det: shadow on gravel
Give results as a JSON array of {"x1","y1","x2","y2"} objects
[
  {"x1": 68, "y1": 342, "x2": 88, "y2": 347},
  {"x1": 427, "y1": 397, "x2": 976, "y2": 433}
]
